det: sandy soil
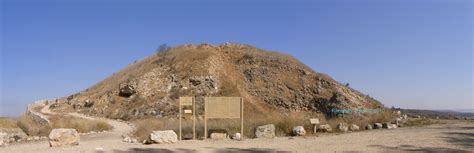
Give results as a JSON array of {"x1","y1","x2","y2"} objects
[{"x1": 2, "y1": 104, "x2": 472, "y2": 152}]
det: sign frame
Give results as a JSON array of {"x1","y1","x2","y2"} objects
[
  {"x1": 204, "y1": 97, "x2": 244, "y2": 140},
  {"x1": 179, "y1": 97, "x2": 196, "y2": 140}
]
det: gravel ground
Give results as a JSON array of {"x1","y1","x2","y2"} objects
[{"x1": 1, "y1": 119, "x2": 473, "y2": 153}]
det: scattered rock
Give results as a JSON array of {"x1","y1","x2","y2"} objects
[
  {"x1": 0, "y1": 132, "x2": 8, "y2": 147},
  {"x1": 337, "y1": 123, "x2": 348, "y2": 132},
  {"x1": 318, "y1": 124, "x2": 332, "y2": 132},
  {"x1": 48, "y1": 128, "x2": 80, "y2": 147},
  {"x1": 149, "y1": 130, "x2": 178, "y2": 144},
  {"x1": 365, "y1": 124, "x2": 373, "y2": 130},
  {"x1": 349, "y1": 124, "x2": 359, "y2": 131},
  {"x1": 255, "y1": 124, "x2": 275, "y2": 138},
  {"x1": 33, "y1": 136, "x2": 40, "y2": 141},
  {"x1": 402, "y1": 114, "x2": 408, "y2": 120},
  {"x1": 73, "y1": 103, "x2": 82, "y2": 109},
  {"x1": 210, "y1": 133, "x2": 227, "y2": 140},
  {"x1": 123, "y1": 136, "x2": 138, "y2": 143},
  {"x1": 382, "y1": 122, "x2": 393, "y2": 129},
  {"x1": 84, "y1": 100, "x2": 94, "y2": 107},
  {"x1": 0, "y1": 128, "x2": 27, "y2": 142},
  {"x1": 374, "y1": 123, "x2": 383, "y2": 129},
  {"x1": 232, "y1": 133, "x2": 241, "y2": 140},
  {"x1": 292, "y1": 126, "x2": 306, "y2": 136}
]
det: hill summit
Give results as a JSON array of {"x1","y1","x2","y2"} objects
[{"x1": 51, "y1": 43, "x2": 383, "y2": 120}]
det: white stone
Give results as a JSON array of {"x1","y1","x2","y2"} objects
[
  {"x1": 292, "y1": 126, "x2": 306, "y2": 136},
  {"x1": 48, "y1": 128, "x2": 80, "y2": 147},
  {"x1": 255, "y1": 124, "x2": 275, "y2": 138},
  {"x1": 149, "y1": 130, "x2": 177, "y2": 144},
  {"x1": 232, "y1": 133, "x2": 241, "y2": 140}
]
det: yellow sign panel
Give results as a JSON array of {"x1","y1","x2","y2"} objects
[
  {"x1": 205, "y1": 97, "x2": 242, "y2": 119},
  {"x1": 180, "y1": 97, "x2": 193, "y2": 106}
]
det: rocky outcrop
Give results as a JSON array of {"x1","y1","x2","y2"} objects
[
  {"x1": 48, "y1": 128, "x2": 80, "y2": 147},
  {"x1": 119, "y1": 84, "x2": 136, "y2": 97},
  {"x1": 149, "y1": 130, "x2": 178, "y2": 144},
  {"x1": 255, "y1": 124, "x2": 275, "y2": 138},
  {"x1": 292, "y1": 126, "x2": 306, "y2": 136}
]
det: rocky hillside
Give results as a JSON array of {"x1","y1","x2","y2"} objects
[{"x1": 51, "y1": 43, "x2": 383, "y2": 120}]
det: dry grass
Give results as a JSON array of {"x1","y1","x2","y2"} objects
[
  {"x1": 132, "y1": 112, "x2": 320, "y2": 141},
  {"x1": 132, "y1": 108, "x2": 401, "y2": 141},
  {"x1": 17, "y1": 114, "x2": 112, "y2": 136},
  {"x1": 403, "y1": 118, "x2": 437, "y2": 127},
  {"x1": 49, "y1": 115, "x2": 112, "y2": 133},
  {"x1": 0, "y1": 117, "x2": 19, "y2": 128}
]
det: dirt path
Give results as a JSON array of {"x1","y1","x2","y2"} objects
[
  {"x1": 40, "y1": 104, "x2": 133, "y2": 138},
  {"x1": 2, "y1": 118, "x2": 473, "y2": 153}
]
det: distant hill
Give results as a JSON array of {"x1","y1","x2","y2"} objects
[
  {"x1": 401, "y1": 109, "x2": 474, "y2": 119},
  {"x1": 50, "y1": 43, "x2": 383, "y2": 120}
]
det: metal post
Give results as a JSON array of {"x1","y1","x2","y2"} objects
[
  {"x1": 192, "y1": 97, "x2": 196, "y2": 140},
  {"x1": 179, "y1": 99, "x2": 182, "y2": 140},
  {"x1": 204, "y1": 97, "x2": 207, "y2": 140},
  {"x1": 240, "y1": 97, "x2": 244, "y2": 141}
]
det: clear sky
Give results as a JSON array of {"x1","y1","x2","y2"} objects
[{"x1": 1, "y1": 0, "x2": 472, "y2": 116}]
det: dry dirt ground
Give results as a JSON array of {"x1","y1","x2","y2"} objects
[
  {"x1": 2, "y1": 120, "x2": 472, "y2": 153},
  {"x1": 1, "y1": 104, "x2": 473, "y2": 153}
]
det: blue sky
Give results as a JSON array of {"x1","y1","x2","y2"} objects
[{"x1": 1, "y1": 0, "x2": 472, "y2": 116}]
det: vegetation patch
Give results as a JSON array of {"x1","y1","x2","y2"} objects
[{"x1": 17, "y1": 114, "x2": 112, "y2": 136}]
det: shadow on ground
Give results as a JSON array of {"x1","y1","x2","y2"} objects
[
  {"x1": 112, "y1": 148, "x2": 196, "y2": 153},
  {"x1": 111, "y1": 147, "x2": 291, "y2": 153},
  {"x1": 368, "y1": 144, "x2": 470, "y2": 153},
  {"x1": 442, "y1": 132, "x2": 474, "y2": 149}
]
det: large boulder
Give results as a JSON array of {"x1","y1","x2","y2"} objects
[
  {"x1": 318, "y1": 124, "x2": 332, "y2": 132},
  {"x1": 374, "y1": 123, "x2": 383, "y2": 129},
  {"x1": 337, "y1": 123, "x2": 348, "y2": 132},
  {"x1": 149, "y1": 130, "x2": 177, "y2": 144},
  {"x1": 292, "y1": 126, "x2": 306, "y2": 136},
  {"x1": 255, "y1": 124, "x2": 275, "y2": 138},
  {"x1": 349, "y1": 124, "x2": 359, "y2": 131},
  {"x1": 48, "y1": 128, "x2": 80, "y2": 147}
]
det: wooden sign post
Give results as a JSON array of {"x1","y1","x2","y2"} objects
[
  {"x1": 179, "y1": 97, "x2": 196, "y2": 140},
  {"x1": 204, "y1": 97, "x2": 243, "y2": 140}
]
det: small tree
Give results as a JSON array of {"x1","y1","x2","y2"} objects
[
  {"x1": 156, "y1": 43, "x2": 170, "y2": 55},
  {"x1": 345, "y1": 83, "x2": 350, "y2": 87}
]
